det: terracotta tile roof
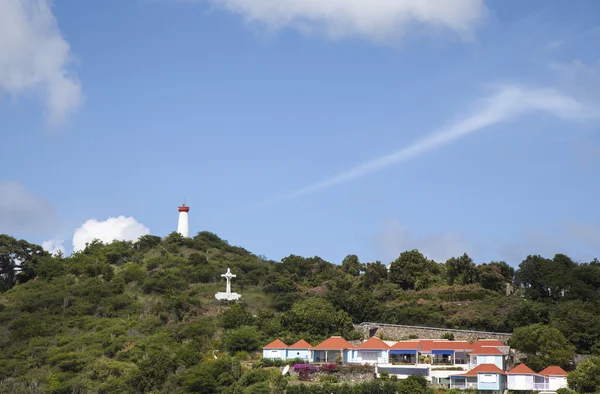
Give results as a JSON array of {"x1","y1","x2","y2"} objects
[
  {"x1": 390, "y1": 341, "x2": 420, "y2": 350},
  {"x1": 312, "y1": 336, "x2": 355, "y2": 350},
  {"x1": 539, "y1": 366, "x2": 568, "y2": 376},
  {"x1": 473, "y1": 339, "x2": 505, "y2": 347},
  {"x1": 418, "y1": 340, "x2": 436, "y2": 352},
  {"x1": 469, "y1": 346, "x2": 504, "y2": 355},
  {"x1": 508, "y1": 364, "x2": 537, "y2": 375},
  {"x1": 288, "y1": 339, "x2": 312, "y2": 349},
  {"x1": 356, "y1": 337, "x2": 390, "y2": 350},
  {"x1": 264, "y1": 339, "x2": 288, "y2": 349},
  {"x1": 432, "y1": 341, "x2": 474, "y2": 351},
  {"x1": 461, "y1": 364, "x2": 506, "y2": 377}
]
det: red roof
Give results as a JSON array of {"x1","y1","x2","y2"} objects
[
  {"x1": 288, "y1": 339, "x2": 312, "y2": 349},
  {"x1": 539, "y1": 366, "x2": 568, "y2": 376},
  {"x1": 432, "y1": 341, "x2": 474, "y2": 351},
  {"x1": 312, "y1": 336, "x2": 355, "y2": 350},
  {"x1": 390, "y1": 341, "x2": 420, "y2": 350},
  {"x1": 469, "y1": 346, "x2": 504, "y2": 355},
  {"x1": 508, "y1": 364, "x2": 537, "y2": 375},
  {"x1": 356, "y1": 337, "x2": 390, "y2": 350},
  {"x1": 473, "y1": 339, "x2": 505, "y2": 347},
  {"x1": 418, "y1": 339, "x2": 436, "y2": 352},
  {"x1": 461, "y1": 364, "x2": 506, "y2": 377},
  {"x1": 264, "y1": 339, "x2": 288, "y2": 349}
]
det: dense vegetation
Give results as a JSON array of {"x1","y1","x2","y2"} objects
[{"x1": 1, "y1": 231, "x2": 600, "y2": 393}]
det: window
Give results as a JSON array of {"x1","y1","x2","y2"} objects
[{"x1": 480, "y1": 374, "x2": 497, "y2": 383}]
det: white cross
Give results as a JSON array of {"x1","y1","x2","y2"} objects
[{"x1": 221, "y1": 268, "x2": 236, "y2": 294}]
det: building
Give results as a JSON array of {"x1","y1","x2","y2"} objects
[
  {"x1": 287, "y1": 339, "x2": 312, "y2": 361},
  {"x1": 262, "y1": 339, "x2": 287, "y2": 360},
  {"x1": 353, "y1": 337, "x2": 389, "y2": 365},
  {"x1": 450, "y1": 363, "x2": 506, "y2": 393},
  {"x1": 506, "y1": 364, "x2": 568, "y2": 391},
  {"x1": 311, "y1": 336, "x2": 354, "y2": 363},
  {"x1": 177, "y1": 204, "x2": 190, "y2": 237},
  {"x1": 260, "y1": 335, "x2": 569, "y2": 393}
]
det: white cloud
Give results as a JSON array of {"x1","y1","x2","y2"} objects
[
  {"x1": 203, "y1": 0, "x2": 487, "y2": 43},
  {"x1": 0, "y1": 0, "x2": 82, "y2": 125},
  {"x1": 0, "y1": 180, "x2": 59, "y2": 235},
  {"x1": 275, "y1": 85, "x2": 598, "y2": 200},
  {"x1": 72, "y1": 216, "x2": 150, "y2": 251},
  {"x1": 42, "y1": 238, "x2": 65, "y2": 255},
  {"x1": 375, "y1": 218, "x2": 477, "y2": 263}
]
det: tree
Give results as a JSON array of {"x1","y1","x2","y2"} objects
[
  {"x1": 515, "y1": 254, "x2": 577, "y2": 301},
  {"x1": 567, "y1": 357, "x2": 600, "y2": 393},
  {"x1": 389, "y1": 250, "x2": 439, "y2": 290},
  {"x1": 363, "y1": 261, "x2": 388, "y2": 287},
  {"x1": 223, "y1": 326, "x2": 262, "y2": 353},
  {"x1": 0, "y1": 234, "x2": 48, "y2": 289},
  {"x1": 341, "y1": 254, "x2": 362, "y2": 277},
  {"x1": 445, "y1": 253, "x2": 477, "y2": 286},
  {"x1": 221, "y1": 305, "x2": 255, "y2": 330},
  {"x1": 508, "y1": 324, "x2": 575, "y2": 370},
  {"x1": 281, "y1": 298, "x2": 355, "y2": 341},
  {"x1": 477, "y1": 263, "x2": 505, "y2": 291}
]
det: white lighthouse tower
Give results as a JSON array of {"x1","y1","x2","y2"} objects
[{"x1": 177, "y1": 204, "x2": 190, "y2": 238}]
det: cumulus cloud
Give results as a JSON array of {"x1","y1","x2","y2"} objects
[
  {"x1": 72, "y1": 216, "x2": 150, "y2": 251},
  {"x1": 202, "y1": 0, "x2": 487, "y2": 43},
  {"x1": 0, "y1": 179, "x2": 59, "y2": 235},
  {"x1": 0, "y1": 0, "x2": 82, "y2": 125},
  {"x1": 274, "y1": 85, "x2": 598, "y2": 201},
  {"x1": 42, "y1": 238, "x2": 65, "y2": 255},
  {"x1": 375, "y1": 218, "x2": 478, "y2": 263}
]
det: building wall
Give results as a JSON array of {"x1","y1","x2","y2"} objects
[
  {"x1": 473, "y1": 355, "x2": 503, "y2": 369},
  {"x1": 548, "y1": 376, "x2": 567, "y2": 390},
  {"x1": 262, "y1": 349, "x2": 286, "y2": 359},
  {"x1": 507, "y1": 375, "x2": 533, "y2": 390},
  {"x1": 477, "y1": 373, "x2": 503, "y2": 391},
  {"x1": 286, "y1": 349, "x2": 309, "y2": 360},
  {"x1": 353, "y1": 350, "x2": 387, "y2": 364}
]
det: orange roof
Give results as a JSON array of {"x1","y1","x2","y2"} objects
[
  {"x1": 418, "y1": 339, "x2": 436, "y2": 352},
  {"x1": 312, "y1": 336, "x2": 355, "y2": 350},
  {"x1": 264, "y1": 339, "x2": 288, "y2": 349},
  {"x1": 390, "y1": 341, "x2": 420, "y2": 350},
  {"x1": 432, "y1": 341, "x2": 474, "y2": 351},
  {"x1": 473, "y1": 339, "x2": 505, "y2": 347},
  {"x1": 469, "y1": 346, "x2": 504, "y2": 355},
  {"x1": 539, "y1": 366, "x2": 568, "y2": 376},
  {"x1": 356, "y1": 337, "x2": 390, "y2": 350},
  {"x1": 462, "y1": 364, "x2": 506, "y2": 377},
  {"x1": 508, "y1": 364, "x2": 537, "y2": 375},
  {"x1": 288, "y1": 339, "x2": 312, "y2": 349}
]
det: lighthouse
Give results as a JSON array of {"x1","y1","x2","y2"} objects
[{"x1": 177, "y1": 204, "x2": 190, "y2": 238}]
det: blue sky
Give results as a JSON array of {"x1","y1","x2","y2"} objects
[{"x1": 1, "y1": 0, "x2": 599, "y2": 266}]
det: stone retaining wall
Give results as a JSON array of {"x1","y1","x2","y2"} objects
[{"x1": 355, "y1": 323, "x2": 512, "y2": 343}]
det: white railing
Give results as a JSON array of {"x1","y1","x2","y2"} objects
[
  {"x1": 533, "y1": 382, "x2": 567, "y2": 390},
  {"x1": 450, "y1": 382, "x2": 478, "y2": 389}
]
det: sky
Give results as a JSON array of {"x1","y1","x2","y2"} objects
[{"x1": 1, "y1": 0, "x2": 599, "y2": 266}]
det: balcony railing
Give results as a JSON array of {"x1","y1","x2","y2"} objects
[
  {"x1": 533, "y1": 382, "x2": 567, "y2": 390},
  {"x1": 450, "y1": 382, "x2": 478, "y2": 389}
]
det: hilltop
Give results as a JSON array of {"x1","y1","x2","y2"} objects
[{"x1": 1, "y1": 231, "x2": 599, "y2": 393}]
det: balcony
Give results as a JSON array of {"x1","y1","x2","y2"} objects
[
  {"x1": 450, "y1": 382, "x2": 478, "y2": 389},
  {"x1": 533, "y1": 382, "x2": 568, "y2": 391}
]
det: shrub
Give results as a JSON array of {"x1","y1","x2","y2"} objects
[{"x1": 318, "y1": 375, "x2": 339, "y2": 383}]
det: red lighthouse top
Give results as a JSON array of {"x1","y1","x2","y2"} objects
[{"x1": 178, "y1": 204, "x2": 190, "y2": 212}]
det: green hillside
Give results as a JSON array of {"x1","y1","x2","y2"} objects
[{"x1": 1, "y1": 231, "x2": 599, "y2": 393}]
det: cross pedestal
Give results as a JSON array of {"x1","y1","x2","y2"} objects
[{"x1": 215, "y1": 268, "x2": 241, "y2": 301}]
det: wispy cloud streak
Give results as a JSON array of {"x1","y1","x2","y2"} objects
[{"x1": 275, "y1": 85, "x2": 597, "y2": 201}]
